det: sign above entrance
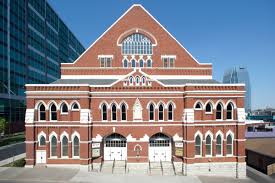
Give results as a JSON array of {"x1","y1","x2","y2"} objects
[
  {"x1": 175, "y1": 142, "x2": 183, "y2": 148},
  {"x1": 92, "y1": 143, "x2": 100, "y2": 148}
]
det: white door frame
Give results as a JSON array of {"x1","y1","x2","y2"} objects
[{"x1": 36, "y1": 150, "x2": 46, "y2": 164}]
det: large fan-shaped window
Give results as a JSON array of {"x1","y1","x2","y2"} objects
[{"x1": 122, "y1": 33, "x2": 152, "y2": 55}]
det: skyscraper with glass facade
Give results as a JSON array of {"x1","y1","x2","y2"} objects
[
  {"x1": 223, "y1": 66, "x2": 252, "y2": 113},
  {"x1": 0, "y1": 0, "x2": 85, "y2": 132}
]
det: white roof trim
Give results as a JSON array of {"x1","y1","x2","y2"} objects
[{"x1": 61, "y1": 4, "x2": 212, "y2": 66}]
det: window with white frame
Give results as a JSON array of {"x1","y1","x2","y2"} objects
[
  {"x1": 141, "y1": 76, "x2": 146, "y2": 85},
  {"x1": 71, "y1": 102, "x2": 79, "y2": 111},
  {"x1": 158, "y1": 104, "x2": 164, "y2": 121},
  {"x1": 102, "y1": 104, "x2": 107, "y2": 121},
  {"x1": 73, "y1": 136, "x2": 80, "y2": 157},
  {"x1": 226, "y1": 134, "x2": 233, "y2": 155},
  {"x1": 216, "y1": 103, "x2": 223, "y2": 120},
  {"x1": 139, "y1": 59, "x2": 144, "y2": 67},
  {"x1": 50, "y1": 136, "x2": 57, "y2": 157},
  {"x1": 123, "y1": 59, "x2": 128, "y2": 68},
  {"x1": 205, "y1": 135, "x2": 212, "y2": 156},
  {"x1": 111, "y1": 104, "x2": 117, "y2": 121},
  {"x1": 39, "y1": 135, "x2": 46, "y2": 146},
  {"x1": 131, "y1": 59, "x2": 136, "y2": 68},
  {"x1": 50, "y1": 104, "x2": 57, "y2": 121},
  {"x1": 147, "y1": 59, "x2": 152, "y2": 67},
  {"x1": 226, "y1": 103, "x2": 234, "y2": 120},
  {"x1": 195, "y1": 135, "x2": 202, "y2": 156},
  {"x1": 121, "y1": 103, "x2": 127, "y2": 121},
  {"x1": 168, "y1": 103, "x2": 173, "y2": 121},
  {"x1": 205, "y1": 103, "x2": 213, "y2": 113},
  {"x1": 149, "y1": 103, "x2": 154, "y2": 121},
  {"x1": 39, "y1": 103, "x2": 46, "y2": 121},
  {"x1": 129, "y1": 76, "x2": 134, "y2": 85},
  {"x1": 135, "y1": 76, "x2": 140, "y2": 85},
  {"x1": 62, "y1": 136, "x2": 68, "y2": 157},
  {"x1": 122, "y1": 33, "x2": 152, "y2": 55},
  {"x1": 99, "y1": 56, "x2": 112, "y2": 68},
  {"x1": 216, "y1": 134, "x2": 222, "y2": 156},
  {"x1": 194, "y1": 102, "x2": 203, "y2": 110},
  {"x1": 162, "y1": 56, "x2": 175, "y2": 68},
  {"x1": 61, "y1": 103, "x2": 68, "y2": 114}
]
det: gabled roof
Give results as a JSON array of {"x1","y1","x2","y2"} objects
[{"x1": 62, "y1": 4, "x2": 211, "y2": 66}]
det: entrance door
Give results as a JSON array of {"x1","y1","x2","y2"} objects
[
  {"x1": 36, "y1": 150, "x2": 46, "y2": 164},
  {"x1": 104, "y1": 133, "x2": 127, "y2": 161},
  {"x1": 149, "y1": 133, "x2": 171, "y2": 162}
]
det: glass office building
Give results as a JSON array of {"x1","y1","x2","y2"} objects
[
  {"x1": 223, "y1": 66, "x2": 252, "y2": 113},
  {"x1": 0, "y1": 0, "x2": 85, "y2": 132}
]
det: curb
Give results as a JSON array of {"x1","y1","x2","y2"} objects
[{"x1": 0, "y1": 153, "x2": 26, "y2": 166}]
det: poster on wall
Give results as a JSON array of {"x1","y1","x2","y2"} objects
[
  {"x1": 92, "y1": 143, "x2": 100, "y2": 158},
  {"x1": 175, "y1": 142, "x2": 183, "y2": 157}
]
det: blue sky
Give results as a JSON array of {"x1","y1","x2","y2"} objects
[{"x1": 48, "y1": 0, "x2": 275, "y2": 110}]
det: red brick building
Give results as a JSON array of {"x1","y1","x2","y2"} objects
[{"x1": 25, "y1": 4, "x2": 246, "y2": 177}]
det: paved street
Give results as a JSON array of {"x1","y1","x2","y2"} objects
[
  {"x1": 0, "y1": 142, "x2": 25, "y2": 161},
  {"x1": 0, "y1": 166, "x2": 273, "y2": 183}
]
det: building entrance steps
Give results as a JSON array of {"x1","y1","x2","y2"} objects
[
  {"x1": 149, "y1": 161, "x2": 176, "y2": 176},
  {"x1": 100, "y1": 160, "x2": 127, "y2": 174}
]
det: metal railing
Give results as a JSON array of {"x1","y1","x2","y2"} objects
[
  {"x1": 125, "y1": 159, "x2": 127, "y2": 174},
  {"x1": 172, "y1": 159, "x2": 176, "y2": 175},
  {"x1": 160, "y1": 160, "x2": 163, "y2": 176},
  {"x1": 99, "y1": 157, "x2": 104, "y2": 172},
  {"x1": 149, "y1": 160, "x2": 151, "y2": 175},
  {"x1": 112, "y1": 159, "x2": 115, "y2": 174}
]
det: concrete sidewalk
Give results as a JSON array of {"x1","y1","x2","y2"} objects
[{"x1": 0, "y1": 167, "x2": 259, "y2": 183}]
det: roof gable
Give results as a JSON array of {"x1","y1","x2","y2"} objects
[{"x1": 62, "y1": 4, "x2": 211, "y2": 68}]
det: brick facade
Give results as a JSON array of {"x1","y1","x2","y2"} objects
[{"x1": 24, "y1": 4, "x2": 246, "y2": 178}]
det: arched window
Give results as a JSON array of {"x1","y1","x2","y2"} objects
[
  {"x1": 205, "y1": 103, "x2": 212, "y2": 113},
  {"x1": 226, "y1": 103, "x2": 233, "y2": 120},
  {"x1": 102, "y1": 104, "x2": 107, "y2": 121},
  {"x1": 135, "y1": 76, "x2": 140, "y2": 84},
  {"x1": 139, "y1": 59, "x2": 144, "y2": 67},
  {"x1": 121, "y1": 103, "x2": 127, "y2": 121},
  {"x1": 168, "y1": 103, "x2": 173, "y2": 121},
  {"x1": 149, "y1": 104, "x2": 154, "y2": 121},
  {"x1": 158, "y1": 104, "x2": 164, "y2": 121},
  {"x1": 50, "y1": 136, "x2": 57, "y2": 157},
  {"x1": 62, "y1": 136, "x2": 68, "y2": 157},
  {"x1": 50, "y1": 104, "x2": 57, "y2": 121},
  {"x1": 71, "y1": 102, "x2": 79, "y2": 110},
  {"x1": 216, "y1": 103, "x2": 223, "y2": 120},
  {"x1": 216, "y1": 134, "x2": 222, "y2": 156},
  {"x1": 39, "y1": 135, "x2": 46, "y2": 146},
  {"x1": 195, "y1": 102, "x2": 202, "y2": 110},
  {"x1": 111, "y1": 104, "x2": 117, "y2": 121},
  {"x1": 195, "y1": 135, "x2": 202, "y2": 156},
  {"x1": 131, "y1": 59, "x2": 136, "y2": 68},
  {"x1": 142, "y1": 76, "x2": 146, "y2": 85},
  {"x1": 129, "y1": 76, "x2": 133, "y2": 85},
  {"x1": 226, "y1": 134, "x2": 233, "y2": 155},
  {"x1": 123, "y1": 59, "x2": 128, "y2": 68},
  {"x1": 205, "y1": 135, "x2": 212, "y2": 156},
  {"x1": 39, "y1": 104, "x2": 46, "y2": 121},
  {"x1": 73, "y1": 136, "x2": 80, "y2": 157},
  {"x1": 122, "y1": 33, "x2": 152, "y2": 55},
  {"x1": 147, "y1": 59, "x2": 152, "y2": 67},
  {"x1": 61, "y1": 103, "x2": 68, "y2": 114}
]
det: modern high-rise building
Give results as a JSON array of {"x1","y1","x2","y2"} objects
[
  {"x1": 0, "y1": 0, "x2": 85, "y2": 132},
  {"x1": 223, "y1": 66, "x2": 251, "y2": 113}
]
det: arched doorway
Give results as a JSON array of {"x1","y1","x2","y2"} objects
[
  {"x1": 104, "y1": 133, "x2": 127, "y2": 160},
  {"x1": 149, "y1": 133, "x2": 171, "y2": 162}
]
